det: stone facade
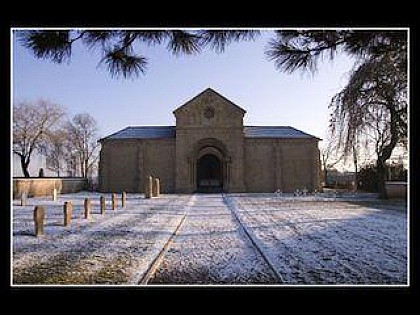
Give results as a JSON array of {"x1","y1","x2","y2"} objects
[{"x1": 98, "y1": 88, "x2": 321, "y2": 193}]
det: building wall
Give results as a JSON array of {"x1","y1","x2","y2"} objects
[
  {"x1": 99, "y1": 140, "x2": 139, "y2": 192},
  {"x1": 98, "y1": 89, "x2": 321, "y2": 194},
  {"x1": 98, "y1": 138, "x2": 176, "y2": 193},
  {"x1": 244, "y1": 138, "x2": 320, "y2": 193},
  {"x1": 143, "y1": 139, "x2": 176, "y2": 193},
  {"x1": 174, "y1": 128, "x2": 245, "y2": 193},
  {"x1": 244, "y1": 139, "x2": 274, "y2": 192},
  {"x1": 173, "y1": 89, "x2": 246, "y2": 193},
  {"x1": 99, "y1": 136, "x2": 321, "y2": 194}
]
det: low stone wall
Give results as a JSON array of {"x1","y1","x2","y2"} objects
[
  {"x1": 385, "y1": 181, "x2": 407, "y2": 199},
  {"x1": 13, "y1": 178, "x2": 88, "y2": 199}
]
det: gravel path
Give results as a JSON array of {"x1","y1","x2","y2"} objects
[{"x1": 149, "y1": 194, "x2": 279, "y2": 284}]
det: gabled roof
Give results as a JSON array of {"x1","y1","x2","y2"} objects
[
  {"x1": 173, "y1": 88, "x2": 246, "y2": 114},
  {"x1": 100, "y1": 125, "x2": 320, "y2": 141},
  {"x1": 244, "y1": 126, "x2": 320, "y2": 140},
  {"x1": 99, "y1": 126, "x2": 175, "y2": 142}
]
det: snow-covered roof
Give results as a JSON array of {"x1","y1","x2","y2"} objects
[{"x1": 100, "y1": 126, "x2": 319, "y2": 141}]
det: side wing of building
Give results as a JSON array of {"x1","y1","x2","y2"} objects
[
  {"x1": 98, "y1": 127, "x2": 176, "y2": 193},
  {"x1": 243, "y1": 127, "x2": 321, "y2": 193}
]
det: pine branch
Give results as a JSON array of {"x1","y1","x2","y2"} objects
[
  {"x1": 99, "y1": 48, "x2": 147, "y2": 78},
  {"x1": 198, "y1": 30, "x2": 260, "y2": 53},
  {"x1": 265, "y1": 32, "x2": 345, "y2": 74},
  {"x1": 167, "y1": 30, "x2": 201, "y2": 55},
  {"x1": 19, "y1": 30, "x2": 72, "y2": 63}
]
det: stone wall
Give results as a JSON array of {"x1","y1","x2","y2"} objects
[
  {"x1": 244, "y1": 138, "x2": 321, "y2": 193},
  {"x1": 98, "y1": 139, "x2": 176, "y2": 193},
  {"x1": 99, "y1": 136, "x2": 321, "y2": 194},
  {"x1": 143, "y1": 139, "x2": 176, "y2": 193},
  {"x1": 244, "y1": 139, "x2": 274, "y2": 192},
  {"x1": 13, "y1": 178, "x2": 87, "y2": 199},
  {"x1": 173, "y1": 89, "x2": 246, "y2": 193},
  {"x1": 98, "y1": 140, "x2": 140, "y2": 192},
  {"x1": 97, "y1": 89, "x2": 322, "y2": 194}
]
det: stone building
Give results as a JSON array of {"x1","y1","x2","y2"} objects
[{"x1": 98, "y1": 88, "x2": 321, "y2": 193}]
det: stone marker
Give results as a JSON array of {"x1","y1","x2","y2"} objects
[
  {"x1": 100, "y1": 196, "x2": 106, "y2": 214},
  {"x1": 122, "y1": 191, "x2": 126, "y2": 208},
  {"x1": 84, "y1": 198, "x2": 91, "y2": 219},
  {"x1": 112, "y1": 193, "x2": 116, "y2": 210},
  {"x1": 34, "y1": 206, "x2": 45, "y2": 237},
  {"x1": 20, "y1": 191, "x2": 27, "y2": 206},
  {"x1": 152, "y1": 178, "x2": 160, "y2": 198},
  {"x1": 63, "y1": 201, "x2": 72, "y2": 226},
  {"x1": 145, "y1": 176, "x2": 153, "y2": 199},
  {"x1": 53, "y1": 188, "x2": 58, "y2": 201}
]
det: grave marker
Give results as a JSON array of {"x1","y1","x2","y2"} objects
[
  {"x1": 63, "y1": 201, "x2": 72, "y2": 226},
  {"x1": 84, "y1": 198, "x2": 91, "y2": 219},
  {"x1": 34, "y1": 206, "x2": 45, "y2": 237}
]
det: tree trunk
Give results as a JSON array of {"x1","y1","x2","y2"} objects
[
  {"x1": 20, "y1": 156, "x2": 30, "y2": 178},
  {"x1": 324, "y1": 168, "x2": 328, "y2": 187},
  {"x1": 377, "y1": 159, "x2": 388, "y2": 199},
  {"x1": 352, "y1": 147, "x2": 358, "y2": 191},
  {"x1": 80, "y1": 160, "x2": 85, "y2": 178},
  {"x1": 84, "y1": 159, "x2": 89, "y2": 179}
]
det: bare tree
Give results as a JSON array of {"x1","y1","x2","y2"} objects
[
  {"x1": 320, "y1": 137, "x2": 341, "y2": 187},
  {"x1": 42, "y1": 128, "x2": 70, "y2": 176},
  {"x1": 66, "y1": 113, "x2": 100, "y2": 178},
  {"x1": 330, "y1": 54, "x2": 407, "y2": 198},
  {"x1": 266, "y1": 30, "x2": 407, "y2": 199},
  {"x1": 13, "y1": 99, "x2": 65, "y2": 177}
]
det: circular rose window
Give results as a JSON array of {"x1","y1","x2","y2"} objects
[{"x1": 203, "y1": 106, "x2": 215, "y2": 119}]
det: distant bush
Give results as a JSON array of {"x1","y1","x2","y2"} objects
[{"x1": 357, "y1": 163, "x2": 407, "y2": 192}]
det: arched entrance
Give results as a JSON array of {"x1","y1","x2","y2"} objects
[
  {"x1": 187, "y1": 138, "x2": 231, "y2": 193},
  {"x1": 196, "y1": 154, "x2": 223, "y2": 192}
]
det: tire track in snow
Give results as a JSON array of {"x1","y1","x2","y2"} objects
[
  {"x1": 130, "y1": 195, "x2": 197, "y2": 285},
  {"x1": 223, "y1": 194, "x2": 285, "y2": 283},
  {"x1": 147, "y1": 194, "x2": 280, "y2": 284}
]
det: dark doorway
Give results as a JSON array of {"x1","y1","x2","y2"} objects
[{"x1": 196, "y1": 154, "x2": 222, "y2": 192}]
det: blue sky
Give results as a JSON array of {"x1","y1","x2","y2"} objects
[{"x1": 12, "y1": 30, "x2": 356, "y2": 145}]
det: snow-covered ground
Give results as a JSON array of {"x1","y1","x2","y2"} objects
[
  {"x1": 228, "y1": 194, "x2": 407, "y2": 284},
  {"x1": 13, "y1": 192, "x2": 193, "y2": 284},
  {"x1": 149, "y1": 194, "x2": 279, "y2": 284},
  {"x1": 12, "y1": 192, "x2": 407, "y2": 285}
]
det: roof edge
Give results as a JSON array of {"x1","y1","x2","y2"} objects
[
  {"x1": 173, "y1": 88, "x2": 246, "y2": 114},
  {"x1": 244, "y1": 125, "x2": 322, "y2": 140},
  {"x1": 99, "y1": 126, "x2": 176, "y2": 142}
]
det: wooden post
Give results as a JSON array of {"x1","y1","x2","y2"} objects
[
  {"x1": 100, "y1": 196, "x2": 106, "y2": 214},
  {"x1": 34, "y1": 206, "x2": 45, "y2": 237},
  {"x1": 20, "y1": 191, "x2": 27, "y2": 206},
  {"x1": 145, "y1": 176, "x2": 153, "y2": 199},
  {"x1": 63, "y1": 201, "x2": 72, "y2": 226},
  {"x1": 152, "y1": 178, "x2": 160, "y2": 198},
  {"x1": 112, "y1": 193, "x2": 116, "y2": 210},
  {"x1": 122, "y1": 191, "x2": 126, "y2": 208},
  {"x1": 84, "y1": 198, "x2": 91, "y2": 219}
]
